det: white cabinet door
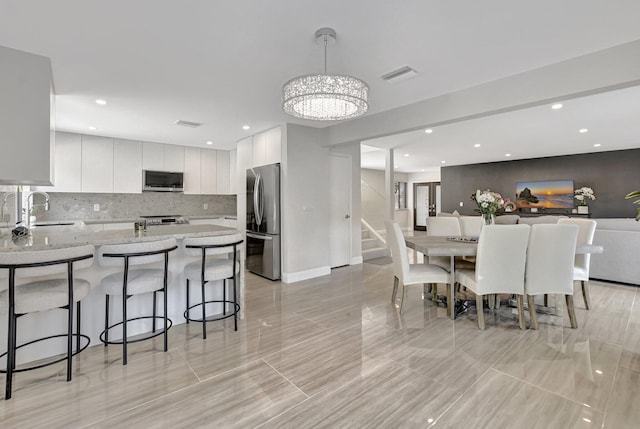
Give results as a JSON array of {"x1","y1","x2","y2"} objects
[
  {"x1": 40, "y1": 131, "x2": 81, "y2": 192},
  {"x1": 82, "y1": 135, "x2": 114, "y2": 193},
  {"x1": 200, "y1": 149, "x2": 217, "y2": 194},
  {"x1": 183, "y1": 146, "x2": 201, "y2": 194},
  {"x1": 216, "y1": 150, "x2": 230, "y2": 194},
  {"x1": 236, "y1": 137, "x2": 252, "y2": 194},
  {"x1": 252, "y1": 132, "x2": 266, "y2": 167},
  {"x1": 113, "y1": 139, "x2": 142, "y2": 193},
  {"x1": 163, "y1": 144, "x2": 185, "y2": 172},
  {"x1": 229, "y1": 149, "x2": 237, "y2": 194},
  {"x1": 265, "y1": 126, "x2": 281, "y2": 165},
  {"x1": 142, "y1": 142, "x2": 164, "y2": 170}
]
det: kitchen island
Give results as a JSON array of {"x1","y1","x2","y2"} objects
[{"x1": 0, "y1": 222, "x2": 245, "y2": 364}]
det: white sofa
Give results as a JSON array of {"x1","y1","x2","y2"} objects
[{"x1": 590, "y1": 218, "x2": 640, "y2": 285}]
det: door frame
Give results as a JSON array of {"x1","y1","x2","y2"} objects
[
  {"x1": 329, "y1": 153, "x2": 353, "y2": 268},
  {"x1": 413, "y1": 181, "x2": 441, "y2": 230}
]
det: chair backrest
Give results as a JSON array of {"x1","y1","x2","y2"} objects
[
  {"x1": 459, "y1": 216, "x2": 483, "y2": 237},
  {"x1": 474, "y1": 225, "x2": 530, "y2": 295},
  {"x1": 525, "y1": 224, "x2": 578, "y2": 296},
  {"x1": 557, "y1": 218, "x2": 597, "y2": 274},
  {"x1": 98, "y1": 238, "x2": 177, "y2": 267},
  {"x1": 495, "y1": 215, "x2": 520, "y2": 225},
  {"x1": 183, "y1": 233, "x2": 244, "y2": 257},
  {"x1": 384, "y1": 220, "x2": 409, "y2": 282},
  {"x1": 426, "y1": 217, "x2": 461, "y2": 236},
  {"x1": 0, "y1": 244, "x2": 95, "y2": 279}
]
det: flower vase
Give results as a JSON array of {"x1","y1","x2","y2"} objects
[
  {"x1": 577, "y1": 205, "x2": 589, "y2": 214},
  {"x1": 482, "y1": 213, "x2": 496, "y2": 226}
]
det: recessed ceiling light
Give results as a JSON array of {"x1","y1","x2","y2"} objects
[
  {"x1": 404, "y1": 153, "x2": 410, "y2": 157},
  {"x1": 579, "y1": 128, "x2": 589, "y2": 133},
  {"x1": 95, "y1": 99, "x2": 107, "y2": 105},
  {"x1": 441, "y1": 160, "x2": 446, "y2": 164},
  {"x1": 88, "y1": 126, "x2": 97, "y2": 130},
  {"x1": 474, "y1": 144, "x2": 481, "y2": 148},
  {"x1": 206, "y1": 141, "x2": 213, "y2": 145},
  {"x1": 593, "y1": 143, "x2": 601, "y2": 147},
  {"x1": 242, "y1": 125, "x2": 250, "y2": 130},
  {"x1": 551, "y1": 103, "x2": 563, "y2": 110},
  {"x1": 505, "y1": 153, "x2": 511, "y2": 157},
  {"x1": 425, "y1": 129, "x2": 433, "y2": 134}
]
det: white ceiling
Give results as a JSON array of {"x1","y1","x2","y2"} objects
[
  {"x1": 2, "y1": 1, "x2": 640, "y2": 150},
  {"x1": 361, "y1": 85, "x2": 640, "y2": 171}
]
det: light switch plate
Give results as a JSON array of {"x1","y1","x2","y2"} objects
[{"x1": 93, "y1": 204, "x2": 100, "y2": 212}]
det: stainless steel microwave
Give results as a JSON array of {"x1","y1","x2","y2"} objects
[{"x1": 142, "y1": 170, "x2": 184, "y2": 192}]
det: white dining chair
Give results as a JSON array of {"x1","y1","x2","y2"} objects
[
  {"x1": 459, "y1": 216, "x2": 483, "y2": 237},
  {"x1": 558, "y1": 218, "x2": 597, "y2": 310},
  {"x1": 455, "y1": 225, "x2": 530, "y2": 329},
  {"x1": 525, "y1": 224, "x2": 579, "y2": 329},
  {"x1": 385, "y1": 220, "x2": 450, "y2": 314}
]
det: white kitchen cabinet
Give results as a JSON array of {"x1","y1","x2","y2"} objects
[
  {"x1": 142, "y1": 142, "x2": 164, "y2": 170},
  {"x1": 0, "y1": 46, "x2": 53, "y2": 186},
  {"x1": 216, "y1": 150, "x2": 230, "y2": 194},
  {"x1": 35, "y1": 131, "x2": 82, "y2": 192},
  {"x1": 113, "y1": 139, "x2": 143, "y2": 193},
  {"x1": 81, "y1": 135, "x2": 114, "y2": 193},
  {"x1": 252, "y1": 132, "x2": 266, "y2": 167},
  {"x1": 200, "y1": 149, "x2": 218, "y2": 194},
  {"x1": 183, "y1": 146, "x2": 201, "y2": 194},
  {"x1": 163, "y1": 144, "x2": 185, "y2": 172},
  {"x1": 236, "y1": 137, "x2": 252, "y2": 193},
  {"x1": 229, "y1": 149, "x2": 237, "y2": 194},
  {"x1": 265, "y1": 126, "x2": 282, "y2": 165}
]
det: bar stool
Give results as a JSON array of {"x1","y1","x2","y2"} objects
[
  {"x1": 98, "y1": 238, "x2": 177, "y2": 365},
  {"x1": 183, "y1": 234, "x2": 243, "y2": 338},
  {"x1": 0, "y1": 244, "x2": 95, "y2": 400}
]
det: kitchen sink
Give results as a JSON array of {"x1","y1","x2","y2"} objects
[{"x1": 33, "y1": 222, "x2": 75, "y2": 227}]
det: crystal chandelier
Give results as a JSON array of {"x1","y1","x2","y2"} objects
[{"x1": 282, "y1": 28, "x2": 369, "y2": 121}]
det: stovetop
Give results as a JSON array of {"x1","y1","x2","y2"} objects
[{"x1": 140, "y1": 215, "x2": 189, "y2": 226}]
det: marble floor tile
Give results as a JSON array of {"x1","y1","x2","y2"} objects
[{"x1": 604, "y1": 366, "x2": 640, "y2": 428}]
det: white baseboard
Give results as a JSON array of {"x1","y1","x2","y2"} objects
[
  {"x1": 282, "y1": 266, "x2": 331, "y2": 283},
  {"x1": 351, "y1": 256, "x2": 363, "y2": 265}
]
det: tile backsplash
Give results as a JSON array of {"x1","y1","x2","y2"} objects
[{"x1": 1, "y1": 192, "x2": 236, "y2": 222}]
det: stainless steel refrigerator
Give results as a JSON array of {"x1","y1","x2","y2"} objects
[{"x1": 246, "y1": 163, "x2": 281, "y2": 280}]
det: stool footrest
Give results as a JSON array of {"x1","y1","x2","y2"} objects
[
  {"x1": 99, "y1": 316, "x2": 173, "y2": 345},
  {"x1": 184, "y1": 300, "x2": 240, "y2": 323},
  {"x1": 0, "y1": 334, "x2": 90, "y2": 373}
]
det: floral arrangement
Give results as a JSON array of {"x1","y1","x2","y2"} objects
[
  {"x1": 471, "y1": 190, "x2": 505, "y2": 215},
  {"x1": 625, "y1": 191, "x2": 640, "y2": 221},
  {"x1": 574, "y1": 187, "x2": 596, "y2": 206}
]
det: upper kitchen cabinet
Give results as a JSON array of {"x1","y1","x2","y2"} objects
[
  {"x1": 48, "y1": 132, "x2": 82, "y2": 192},
  {"x1": 265, "y1": 127, "x2": 282, "y2": 165},
  {"x1": 216, "y1": 150, "x2": 230, "y2": 194},
  {"x1": 82, "y1": 135, "x2": 114, "y2": 193},
  {"x1": 0, "y1": 46, "x2": 54, "y2": 185},
  {"x1": 229, "y1": 149, "x2": 237, "y2": 194},
  {"x1": 143, "y1": 142, "x2": 184, "y2": 172},
  {"x1": 236, "y1": 136, "x2": 253, "y2": 193},
  {"x1": 183, "y1": 147, "x2": 201, "y2": 194},
  {"x1": 200, "y1": 149, "x2": 218, "y2": 194},
  {"x1": 113, "y1": 139, "x2": 143, "y2": 193},
  {"x1": 252, "y1": 132, "x2": 266, "y2": 167}
]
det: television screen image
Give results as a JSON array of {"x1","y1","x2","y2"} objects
[{"x1": 516, "y1": 180, "x2": 574, "y2": 209}]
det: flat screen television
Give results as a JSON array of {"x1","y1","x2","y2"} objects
[{"x1": 516, "y1": 180, "x2": 574, "y2": 210}]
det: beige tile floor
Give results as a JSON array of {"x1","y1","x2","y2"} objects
[{"x1": 1, "y1": 254, "x2": 639, "y2": 428}]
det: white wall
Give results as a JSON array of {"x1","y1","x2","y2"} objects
[{"x1": 281, "y1": 124, "x2": 331, "y2": 283}]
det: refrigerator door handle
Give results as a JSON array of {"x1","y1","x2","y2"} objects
[
  {"x1": 247, "y1": 232, "x2": 272, "y2": 240},
  {"x1": 254, "y1": 173, "x2": 262, "y2": 226},
  {"x1": 257, "y1": 174, "x2": 264, "y2": 225}
]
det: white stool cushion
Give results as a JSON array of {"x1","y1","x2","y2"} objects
[
  {"x1": 0, "y1": 278, "x2": 91, "y2": 314},
  {"x1": 184, "y1": 259, "x2": 240, "y2": 282},
  {"x1": 102, "y1": 268, "x2": 170, "y2": 295}
]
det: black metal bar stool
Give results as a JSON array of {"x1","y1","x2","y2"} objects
[
  {"x1": 183, "y1": 234, "x2": 243, "y2": 338},
  {"x1": 98, "y1": 238, "x2": 177, "y2": 365},
  {"x1": 0, "y1": 244, "x2": 95, "y2": 400}
]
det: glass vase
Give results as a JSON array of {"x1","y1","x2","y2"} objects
[{"x1": 482, "y1": 212, "x2": 496, "y2": 226}]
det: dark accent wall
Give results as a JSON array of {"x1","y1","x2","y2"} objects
[{"x1": 441, "y1": 148, "x2": 640, "y2": 218}]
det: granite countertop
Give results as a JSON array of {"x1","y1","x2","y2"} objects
[
  {"x1": 78, "y1": 215, "x2": 237, "y2": 225},
  {"x1": 0, "y1": 223, "x2": 239, "y2": 252}
]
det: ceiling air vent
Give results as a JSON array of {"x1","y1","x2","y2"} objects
[
  {"x1": 381, "y1": 66, "x2": 418, "y2": 84},
  {"x1": 175, "y1": 120, "x2": 202, "y2": 128}
]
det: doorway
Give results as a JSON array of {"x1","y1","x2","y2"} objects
[
  {"x1": 413, "y1": 182, "x2": 441, "y2": 230},
  {"x1": 329, "y1": 154, "x2": 352, "y2": 268}
]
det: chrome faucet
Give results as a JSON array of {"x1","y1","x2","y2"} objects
[
  {"x1": 27, "y1": 191, "x2": 50, "y2": 227},
  {"x1": 1, "y1": 191, "x2": 16, "y2": 225}
]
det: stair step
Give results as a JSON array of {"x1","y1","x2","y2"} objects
[
  {"x1": 362, "y1": 247, "x2": 389, "y2": 261},
  {"x1": 362, "y1": 237, "x2": 380, "y2": 250},
  {"x1": 361, "y1": 229, "x2": 370, "y2": 239}
]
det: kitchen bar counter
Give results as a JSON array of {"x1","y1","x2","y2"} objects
[{"x1": 0, "y1": 222, "x2": 245, "y2": 365}]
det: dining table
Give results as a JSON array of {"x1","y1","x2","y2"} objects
[{"x1": 404, "y1": 232, "x2": 604, "y2": 320}]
